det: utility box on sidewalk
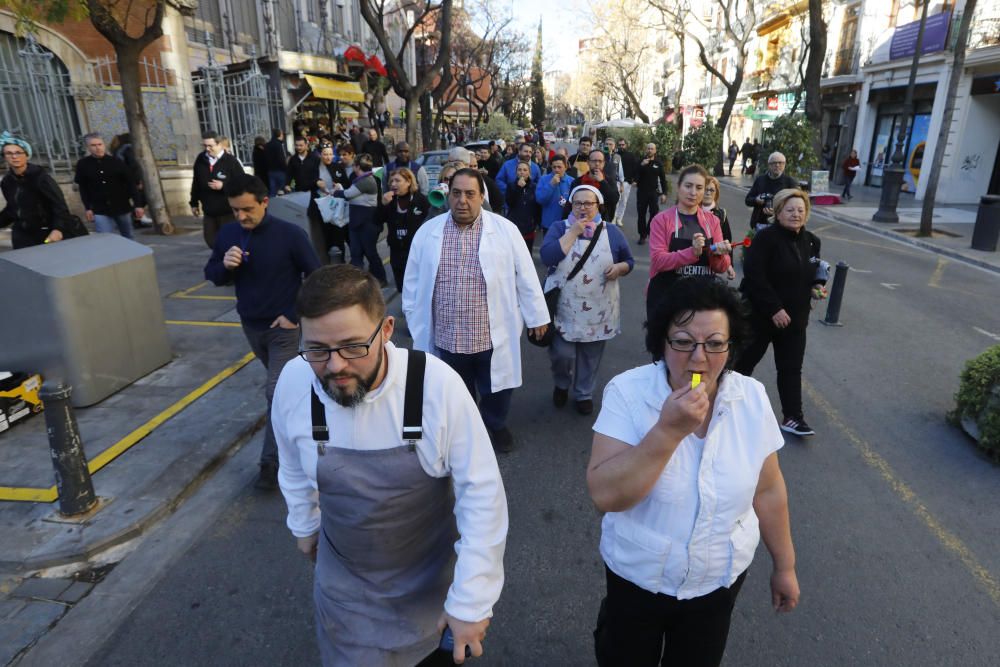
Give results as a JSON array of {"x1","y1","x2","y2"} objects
[
  {"x1": 268, "y1": 191, "x2": 331, "y2": 264},
  {"x1": 971, "y1": 195, "x2": 1000, "y2": 252},
  {"x1": 0, "y1": 235, "x2": 172, "y2": 407}
]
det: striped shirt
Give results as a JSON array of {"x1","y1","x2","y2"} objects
[{"x1": 433, "y1": 213, "x2": 492, "y2": 354}]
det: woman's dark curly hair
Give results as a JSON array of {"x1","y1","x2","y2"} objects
[{"x1": 645, "y1": 277, "x2": 750, "y2": 369}]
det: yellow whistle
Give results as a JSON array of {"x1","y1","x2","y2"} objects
[{"x1": 691, "y1": 373, "x2": 701, "y2": 389}]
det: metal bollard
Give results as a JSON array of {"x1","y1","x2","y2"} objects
[
  {"x1": 821, "y1": 261, "x2": 850, "y2": 327},
  {"x1": 971, "y1": 194, "x2": 1000, "y2": 252},
  {"x1": 40, "y1": 381, "x2": 97, "y2": 516}
]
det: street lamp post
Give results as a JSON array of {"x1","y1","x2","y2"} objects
[{"x1": 872, "y1": 1, "x2": 931, "y2": 223}]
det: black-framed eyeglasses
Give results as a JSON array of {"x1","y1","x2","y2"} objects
[
  {"x1": 299, "y1": 318, "x2": 384, "y2": 362},
  {"x1": 667, "y1": 339, "x2": 732, "y2": 353}
]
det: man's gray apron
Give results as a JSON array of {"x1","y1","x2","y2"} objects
[{"x1": 311, "y1": 351, "x2": 458, "y2": 666}]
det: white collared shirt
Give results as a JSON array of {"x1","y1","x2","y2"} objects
[
  {"x1": 272, "y1": 342, "x2": 509, "y2": 622},
  {"x1": 593, "y1": 363, "x2": 783, "y2": 599}
]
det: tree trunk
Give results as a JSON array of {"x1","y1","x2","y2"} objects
[
  {"x1": 674, "y1": 31, "x2": 685, "y2": 130},
  {"x1": 713, "y1": 68, "x2": 745, "y2": 176},
  {"x1": 805, "y1": 0, "x2": 827, "y2": 158},
  {"x1": 419, "y1": 93, "x2": 434, "y2": 152},
  {"x1": 116, "y1": 45, "x2": 173, "y2": 234},
  {"x1": 405, "y1": 94, "x2": 420, "y2": 150},
  {"x1": 919, "y1": 0, "x2": 977, "y2": 237}
]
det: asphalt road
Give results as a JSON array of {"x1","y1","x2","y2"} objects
[{"x1": 81, "y1": 185, "x2": 1000, "y2": 666}]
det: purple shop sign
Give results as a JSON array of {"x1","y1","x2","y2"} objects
[{"x1": 889, "y1": 11, "x2": 952, "y2": 61}]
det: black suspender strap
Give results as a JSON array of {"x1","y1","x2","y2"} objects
[
  {"x1": 311, "y1": 387, "x2": 328, "y2": 455},
  {"x1": 402, "y1": 350, "x2": 426, "y2": 444}
]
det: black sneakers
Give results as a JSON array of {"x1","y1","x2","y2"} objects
[
  {"x1": 780, "y1": 417, "x2": 815, "y2": 436},
  {"x1": 254, "y1": 462, "x2": 279, "y2": 490},
  {"x1": 575, "y1": 399, "x2": 594, "y2": 415},
  {"x1": 488, "y1": 427, "x2": 515, "y2": 453},
  {"x1": 553, "y1": 387, "x2": 568, "y2": 408}
]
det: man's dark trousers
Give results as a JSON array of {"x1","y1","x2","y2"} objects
[
  {"x1": 242, "y1": 325, "x2": 300, "y2": 465},
  {"x1": 437, "y1": 348, "x2": 512, "y2": 432},
  {"x1": 636, "y1": 190, "x2": 660, "y2": 240}
]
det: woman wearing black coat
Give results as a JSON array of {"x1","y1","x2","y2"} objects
[
  {"x1": 504, "y1": 161, "x2": 541, "y2": 251},
  {"x1": 378, "y1": 167, "x2": 430, "y2": 292},
  {"x1": 308, "y1": 145, "x2": 353, "y2": 262},
  {"x1": 735, "y1": 188, "x2": 827, "y2": 437}
]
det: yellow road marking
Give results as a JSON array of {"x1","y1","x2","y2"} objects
[
  {"x1": 165, "y1": 320, "x2": 243, "y2": 328},
  {"x1": 168, "y1": 280, "x2": 236, "y2": 301},
  {"x1": 0, "y1": 352, "x2": 256, "y2": 503},
  {"x1": 810, "y1": 224, "x2": 835, "y2": 234},
  {"x1": 821, "y1": 234, "x2": 922, "y2": 256},
  {"x1": 804, "y1": 382, "x2": 1000, "y2": 607},
  {"x1": 928, "y1": 257, "x2": 948, "y2": 288}
]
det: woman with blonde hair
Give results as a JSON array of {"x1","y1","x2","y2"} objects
[
  {"x1": 378, "y1": 166, "x2": 430, "y2": 291},
  {"x1": 701, "y1": 176, "x2": 736, "y2": 280},
  {"x1": 735, "y1": 189, "x2": 827, "y2": 436}
]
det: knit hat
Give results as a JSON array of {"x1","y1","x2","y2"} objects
[
  {"x1": 569, "y1": 184, "x2": 604, "y2": 205},
  {"x1": 0, "y1": 132, "x2": 32, "y2": 159}
]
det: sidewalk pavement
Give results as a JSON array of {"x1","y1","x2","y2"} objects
[
  {"x1": 0, "y1": 216, "x2": 398, "y2": 665},
  {"x1": 717, "y1": 173, "x2": 1000, "y2": 275}
]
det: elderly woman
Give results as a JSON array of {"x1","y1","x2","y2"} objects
[
  {"x1": 646, "y1": 165, "x2": 732, "y2": 318},
  {"x1": 377, "y1": 166, "x2": 430, "y2": 292},
  {"x1": 333, "y1": 152, "x2": 387, "y2": 286},
  {"x1": 588, "y1": 276, "x2": 799, "y2": 666},
  {"x1": 540, "y1": 185, "x2": 634, "y2": 415},
  {"x1": 702, "y1": 176, "x2": 737, "y2": 281},
  {"x1": 735, "y1": 188, "x2": 827, "y2": 436}
]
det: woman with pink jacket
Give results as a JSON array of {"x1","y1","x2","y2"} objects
[{"x1": 646, "y1": 164, "x2": 732, "y2": 319}]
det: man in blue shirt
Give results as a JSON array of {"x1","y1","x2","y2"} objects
[
  {"x1": 204, "y1": 173, "x2": 321, "y2": 489},
  {"x1": 535, "y1": 155, "x2": 573, "y2": 233}
]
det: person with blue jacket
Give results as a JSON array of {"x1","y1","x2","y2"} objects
[
  {"x1": 536, "y1": 155, "x2": 573, "y2": 233},
  {"x1": 496, "y1": 142, "x2": 542, "y2": 198}
]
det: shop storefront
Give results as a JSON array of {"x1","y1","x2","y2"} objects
[{"x1": 865, "y1": 82, "x2": 937, "y2": 190}]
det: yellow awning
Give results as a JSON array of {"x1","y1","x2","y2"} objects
[{"x1": 304, "y1": 74, "x2": 365, "y2": 103}]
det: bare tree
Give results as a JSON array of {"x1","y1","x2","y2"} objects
[
  {"x1": 804, "y1": 0, "x2": 827, "y2": 156},
  {"x1": 359, "y1": 0, "x2": 453, "y2": 148},
  {"x1": 590, "y1": 0, "x2": 652, "y2": 123},
  {"x1": 919, "y1": 0, "x2": 978, "y2": 237}
]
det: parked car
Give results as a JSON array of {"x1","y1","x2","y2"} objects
[
  {"x1": 543, "y1": 131, "x2": 556, "y2": 143},
  {"x1": 464, "y1": 138, "x2": 507, "y2": 155},
  {"x1": 415, "y1": 150, "x2": 451, "y2": 189}
]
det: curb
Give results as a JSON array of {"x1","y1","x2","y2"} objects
[
  {"x1": 1, "y1": 413, "x2": 264, "y2": 573},
  {"x1": 719, "y1": 182, "x2": 1000, "y2": 277}
]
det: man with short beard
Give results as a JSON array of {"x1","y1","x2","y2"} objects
[{"x1": 272, "y1": 263, "x2": 508, "y2": 666}]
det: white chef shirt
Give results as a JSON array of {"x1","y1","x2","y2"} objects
[
  {"x1": 593, "y1": 362, "x2": 783, "y2": 599},
  {"x1": 272, "y1": 342, "x2": 509, "y2": 622}
]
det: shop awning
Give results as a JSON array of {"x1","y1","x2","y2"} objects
[{"x1": 304, "y1": 74, "x2": 365, "y2": 103}]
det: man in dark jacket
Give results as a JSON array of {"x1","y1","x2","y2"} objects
[
  {"x1": 740, "y1": 137, "x2": 754, "y2": 174},
  {"x1": 285, "y1": 136, "x2": 320, "y2": 193},
  {"x1": 383, "y1": 141, "x2": 428, "y2": 194},
  {"x1": 74, "y1": 133, "x2": 143, "y2": 239},
  {"x1": 0, "y1": 133, "x2": 73, "y2": 248},
  {"x1": 568, "y1": 136, "x2": 593, "y2": 178},
  {"x1": 264, "y1": 128, "x2": 288, "y2": 196},
  {"x1": 204, "y1": 173, "x2": 320, "y2": 489},
  {"x1": 564, "y1": 150, "x2": 619, "y2": 220},
  {"x1": 745, "y1": 151, "x2": 797, "y2": 230},
  {"x1": 484, "y1": 141, "x2": 503, "y2": 179},
  {"x1": 361, "y1": 128, "x2": 389, "y2": 167},
  {"x1": 190, "y1": 131, "x2": 246, "y2": 249},
  {"x1": 617, "y1": 138, "x2": 638, "y2": 185},
  {"x1": 634, "y1": 142, "x2": 668, "y2": 244}
]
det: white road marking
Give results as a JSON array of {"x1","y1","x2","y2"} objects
[
  {"x1": 852, "y1": 268, "x2": 873, "y2": 273},
  {"x1": 880, "y1": 283, "x2": 900, "y2": 290},
  {"x1": 973, "y1": 327, "x2": 1000, "y2": 341}
]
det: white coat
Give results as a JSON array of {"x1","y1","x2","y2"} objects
[{"x1": 402, "y1": 210, "x2": 549, "y2": 393}]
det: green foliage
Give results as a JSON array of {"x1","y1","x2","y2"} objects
[
  {"x1": 761, "y1": 114, "x2": 820, "y2": 181},
  {"x1": 0, "y1": 0, "x2": 89, "y2": 35},
  {"x1": 477, "y1": 113, "x2": 517, "y2": 142},
  {"x1": 950, "y1": 345, "x2": 1000, "y2": 460},
  {"x1": 681, "y1": 124, "x2": 723, "y2": 174}
]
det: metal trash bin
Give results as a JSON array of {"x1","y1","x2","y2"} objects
[
  {"x1": 267, "y1": 191, "x2": 331, "y2": 264},
  {"x1": 971, "y1": 195, "x2": 1000, "y2": 252},
  {"x1": 0, "y1": 235, "x2": 172, "y2": 407}
]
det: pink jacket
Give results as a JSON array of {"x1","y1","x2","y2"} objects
[{"x1": 648, "y1": 205, "x2": 732, "y2": 279}]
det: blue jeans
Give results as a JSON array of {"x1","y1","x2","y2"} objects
[
  {"x1": 93, "y1": 212, "x2": 134, "y2": 239},
  {"x1": 549, "y1": 334, "x2": 607, "y2": 401},
  {"x1": 348, "y1": 220, "x2": 387, "y2": 282},
  {"x1": 437, "y1": 348, "x2": 513, "y2": 431},
  {"x1": 268, "y1": 171, "x2": 286, "y2": 197}
]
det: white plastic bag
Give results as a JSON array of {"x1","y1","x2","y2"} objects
[{"x1": 315, "y1": 195, "x2": 349, "y2": 227}]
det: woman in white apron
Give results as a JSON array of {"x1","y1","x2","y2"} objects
[{"x1": 538, "y1": 185, "x2": 635, "y2": 415}]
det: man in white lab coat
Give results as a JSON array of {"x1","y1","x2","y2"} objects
[{"x1": 403, "y1": 168, "x2": 549, "y2": 452}]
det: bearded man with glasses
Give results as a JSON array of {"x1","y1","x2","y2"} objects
[{"x1": 273, "y1": 263, "x2": 509, "y2": 666}]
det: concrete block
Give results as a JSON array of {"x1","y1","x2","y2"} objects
[
  {"x1": 11, "y1": 577, "x2": 73, "y2": 601},
  {"x1": 56, "y1": 580, "x2": 94, "y2": 604},
  {"x1": 0, "y1": 599, "x2": 66, "y2": 665}
]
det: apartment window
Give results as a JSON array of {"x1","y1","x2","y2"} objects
[{"x1": 834, "y1": 3, "x2": 860, "y2": 75}]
